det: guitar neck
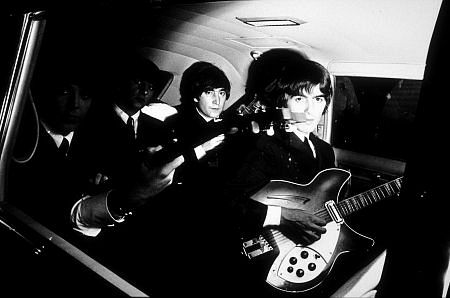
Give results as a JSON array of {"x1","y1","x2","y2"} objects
[{"x1": 334, "y1": 177, "x2": 403, "y2": 219}]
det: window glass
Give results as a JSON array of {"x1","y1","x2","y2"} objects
[
  {"x1": 331, "y1": 76, "x2": 421, "y2": 161},
  {"x1": 0, "y1": 13, "x2": 23, "y2": 106}
]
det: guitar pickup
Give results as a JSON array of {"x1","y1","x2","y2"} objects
[
  {"x1": 242, "y1": 235, "x2": 273, "y2": 259},
  {"x1": 325, "y1": 200, "x2": 344, "y2": 224}
]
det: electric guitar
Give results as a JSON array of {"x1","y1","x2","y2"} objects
[{"x1": 241, "y1": 168, "x2": 402, "y2": 293}]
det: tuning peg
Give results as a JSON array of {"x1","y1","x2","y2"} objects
[
  {"x1": 266, "y1": 124, "x2": 274, "y2": 136},
  {"x1": 251, "y1": 121, "x2": 260, "y2": 134}
]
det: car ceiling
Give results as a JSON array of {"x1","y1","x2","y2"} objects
[{"x1": 136, "y1": 0, "x2": 442, "y2": 106}]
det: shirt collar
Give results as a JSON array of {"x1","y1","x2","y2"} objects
[
  {"x1": 41, "y1": 121, "x2": 74, "y2": 147},
  {"x1": 292, "y1": 129, "x2": 310, "y2": 142},
  {"x1": 195, "y1": 107, "x2": 222, "y2": 123},
  {"x1": 113, "y1": 104, "x2": 140, "y2": 124}
]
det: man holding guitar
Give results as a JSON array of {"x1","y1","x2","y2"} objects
[
  {"x1": 229, "y1": 50, "x2": 334, "y2": 244},
  {"x1": 225, "y1": 49, "x2": 336, "y2": 295}
]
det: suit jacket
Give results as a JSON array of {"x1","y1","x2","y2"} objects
[
  {"x1": 99, "y1": 105, "x2": 247, "y2": 296},
  {"x1": 8, "y1": 123, "x2": 90, "y2": 236},
  {"x1": 226, "y1": 130, "x2": 336, "y2": 233},
  {"x1": 83, "y1": 105, "x2": 170, "y2": 193},
  {"x1": 164, "y1": 104, "x2": 227, "y2": 190}
]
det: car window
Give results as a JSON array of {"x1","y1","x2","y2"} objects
[
  {"x1": 0, "y1": 13, "x2": 23, "y2": 108},
  {"x1": 332, "y1": 76, "x2": 421, "y2": 161}
]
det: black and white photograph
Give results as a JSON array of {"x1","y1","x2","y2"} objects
[{"x1": 0, "y1": 0, "x2": 448, "y2": 297}]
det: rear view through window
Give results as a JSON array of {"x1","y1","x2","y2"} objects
[{"x1": 332, "y1": 76, "x2": 421, "y2": 161}]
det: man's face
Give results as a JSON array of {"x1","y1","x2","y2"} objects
[
  {"x1": 286, "y1": 84, "x2": 327, "y2": 134},
  {"x1": 118, "y1": 78, "x2": 155, "y2": 113},
  {"x1": 51, "y1": 84, "x2": 92, "y2": 135},
  {"x1": 196, "y1": 88, "x2": 227, "y2": 119}
]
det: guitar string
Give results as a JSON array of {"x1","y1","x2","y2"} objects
[
  {"x1": 261, "y1": 177, "x2": 404, "y2": 247},
  {"x1": 313, "y1": 177, "x2": 403, "y2": 222}
]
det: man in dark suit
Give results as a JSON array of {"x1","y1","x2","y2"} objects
[
  {"x1": 224, "y1": 50, "x2": 336, "y2": 296},
  {"x1": 70, "y1": 54, "x2": 180, "y2": 235},
  {"x1": 9, "y1": 48, "x2": 96, "y2": 236},
  {"x1": 165, "y1": 61, "x2": 230, "y2": 190}
]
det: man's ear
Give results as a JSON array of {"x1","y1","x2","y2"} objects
[{"x1": 193, "y1": 98, "x2": 199, "y2": 103}]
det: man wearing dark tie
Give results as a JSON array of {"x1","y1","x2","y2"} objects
[
  {"x1": 223, "y1": 51, "x2": 336, "y2": 296},
  {"x1": 9, "y1": 49, "x2": 96, "y2": 236},
  {"x1": 70, "y1": 54, "x2": 176, "y2": 235}
]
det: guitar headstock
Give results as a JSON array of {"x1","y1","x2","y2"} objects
[{"x1": 226, "y1": 96, "x2": 307, "y2": 136}]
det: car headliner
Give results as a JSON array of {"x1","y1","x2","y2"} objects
[{"x1": 135, "y1": 0, "x2": 442, "y2": 106}]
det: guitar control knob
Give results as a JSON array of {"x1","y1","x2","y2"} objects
[
  {"x1": 308, "y1": 263, "x2": 316, "y2": 271},
  {"x1": 301, "y1": 251, "x2": 309, "y2": 259},
  {"x1": 287, "y1": 266, "x2": 294, "y2": 273},
  {"x1": 289, "y1": 257, "x2": 297, "y2": 265},
  {"x1": 296, "y1": 269, "x2": 304, "y2": 277}
]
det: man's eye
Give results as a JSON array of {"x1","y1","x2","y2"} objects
[
  {"x1": 59, "y1": 88, "x2": 71, "y2": 95},
  {"x1": 219, "y1": 91, "x2": 226, "y2": 97},
  {"x1": 315, "y1": 96, "x2": 325, "y2": 102},
  {"x1": 205, "y1": 90, "x2": 214, "y2": 96}
]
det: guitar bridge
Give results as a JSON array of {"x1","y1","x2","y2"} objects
[
  {"x1": 242, "y1": 235, "x2": 273, "y2": 259},
  {"x1": 325, "y1": 200, "x2": 344, "y2": 224}
]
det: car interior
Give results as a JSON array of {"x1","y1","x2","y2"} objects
[{"x1": 0, "y1": 0, "x2": 448, "y2": 296}]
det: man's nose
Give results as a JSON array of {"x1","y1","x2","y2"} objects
[
  {"x1": 303, "y1": 98, "x2": 312, "y2": 112},
  {"x1": 71, "y1": 86, "x2": 81, "y2": 108},
  {"x1": 212, "y1": 92, "x2": 221, "y2": 105}
]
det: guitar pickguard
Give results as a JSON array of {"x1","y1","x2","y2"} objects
[{"x1": 267, "y1": 221, "x2": 341, "y2": 291}]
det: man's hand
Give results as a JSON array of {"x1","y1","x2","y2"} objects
[
  {"x1": 280, "y1": 208, "x2": 327, "y2": 245},
  {"x1": 115, "y1": 145, "x2": 184, "y2": 211},
  {"x1": 201, "y1": 133, "x2": 225, "y2": 153},
  {"x1": 137, "y1": 145, "x2": 184, "y2": 196}
]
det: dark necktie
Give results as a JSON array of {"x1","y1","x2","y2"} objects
[
  {"x1": 59, "y1": 137, "x2": 69, "y2": 157},
  {"x1": 127, "y1": 117, "x2": 135, "y2": 140},
  {"x1": 303, "y1": 138, "x2": 314, "y2": 158}
]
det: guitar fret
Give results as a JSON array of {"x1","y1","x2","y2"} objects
[
  {"x1": 360, "y1": 196, "x2": 366, "y2": 208},
  {"x1": 345, "y1": 200, "x2": 352, "y2": 214},
  {"x1": 360, "y1": 195, "x2": 372, "y2": 206},
  {"x1": 360, "y1": 195, "x2": 368, "y2": 207},
  {"x1": 367, "y1": 191, "x2": 377, "y2": 204},
  {"x1": 357, "y1": 197, "x2": 363, "y2": 209},
  {"x1": 352, "y1": 197, "x2": 360, "y2": 210},
  {"x1": 394, "y1": 179, "x2": 402, "y2": 192},
  {"x1": 372, "y1": 189, "x2": 380, "y2": 202},
  {"x1": 378, "y1": 186, "x2": 387, "y2": 198},
  {"x1": 387, "y1": 183, "x2": 395, "y2": 195},
  {"x1": 346, "y1": 200, "x2": 353, "y2": 213},
  {"x1": 338, "y1": 203, "x2": 346, "y2": 216},
  {"x1": 365, "y1": 192, "x2": 372, "y2": 205},
  {"x1": 350, "y1": 199, "x2": 357, "y2": 211},
  {"x1": 377, "y1": 186, "x2": 384, "y2": 197},
  {"x1": 384, "y1": 185, "x2": 392, "y2": 196},
  {"x1": 350, "y1": 198, "x2": 357, "y2": 211},
  {"x1": 340, "y1": 201, "x2": 349, "y2": 216},
  {"x1": 342, "y1": 200, "x2": 350, "y2": 214}
]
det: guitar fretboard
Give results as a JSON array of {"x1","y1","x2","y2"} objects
[{"x1": 337, "y1": 177, "x2": 403, "y2": 217}]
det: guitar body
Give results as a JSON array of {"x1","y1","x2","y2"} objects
[{"x1": 246, "y1": 168, "x2": 376, "y2": 293}]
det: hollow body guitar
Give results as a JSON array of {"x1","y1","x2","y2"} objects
[{"x1": 241, "y1": 168, "x2": 402, "y2": 293}]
